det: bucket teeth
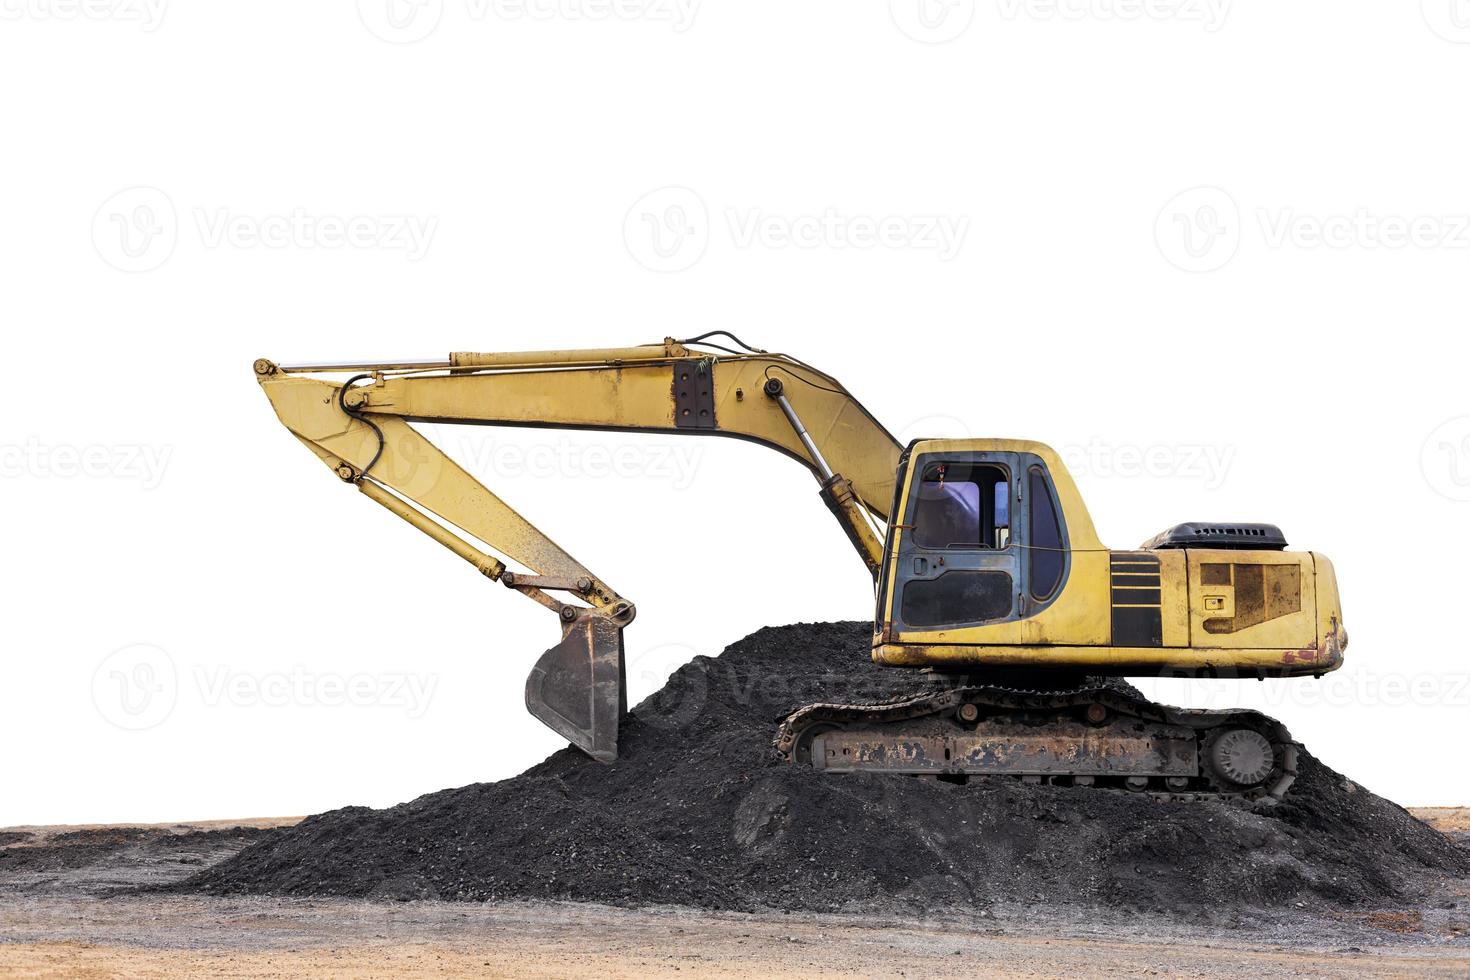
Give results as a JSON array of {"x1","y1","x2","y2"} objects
[{"x1": 524, "y1": 613, "x2": 626, "y2": 763}]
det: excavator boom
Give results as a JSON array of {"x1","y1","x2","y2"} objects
[{"x1": 254, "y1": 335, "x2": 901, "y2": 760}]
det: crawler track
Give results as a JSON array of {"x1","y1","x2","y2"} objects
[{"x1": 776, "y1": 685, "x2": 1299, "y2": 804}]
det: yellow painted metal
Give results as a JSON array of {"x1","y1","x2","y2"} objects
[
  {"x1": 875, "y1": 439, "x2": 1345, "y2": 679},
  {"x1": 259, "y1": 373, "x2": 627, "y2": 613},
  {"x1": 353, "y1": 354, "x2": 901, "y2": 519},
  {"x1": 256, "y1": 342, "x2": 901, "y2": 623},
  {"x1": 821, "y1": 474, "x2": 886, "y2": 576},
  {"x1": 870, "y1": 643, "x2": 1343, "y2": 677},
  {"x1": 1155, "y1": 549, "x2": 1191, "y2": 647},
  {"x1": 356, "y1": 478, "x2": 506, "y2": 581},
  {"x1": 448, "y1": 341, "x2": 692, "y2": 369},
  {"x1": 1184, "y1": 549, "x2": 1315, "y2": 650},
  {"x1": 257, "y1": 342, "x2": 1347, "y2": 695},
  {"x1": 1313, "y1": 553, "x2": 1345, "y2": 638},
  {"x1": 876, "y1": 439, "x2": 1110, "y2": 649}
]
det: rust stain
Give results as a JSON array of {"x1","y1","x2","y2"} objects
[{"x1": 1282, "y1": 645, "x2": 1319, "y2": 665}]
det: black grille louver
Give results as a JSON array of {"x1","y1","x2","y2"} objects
[{"x1": 1140, "y1": 522, "x2": 1288, "y2": 551}]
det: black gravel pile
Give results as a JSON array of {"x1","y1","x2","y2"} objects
[
  {"x1": 0, "y1": 826, "x2": 280, "y2": 895},
  {"x1": 179, "y1": 622, "x2": 1468, "y2": 917}
]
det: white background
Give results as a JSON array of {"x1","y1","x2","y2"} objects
[{"x1": 2, "y1": 1, "x2": 1468, "y2": 826}]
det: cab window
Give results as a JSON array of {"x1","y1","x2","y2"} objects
[
  {"x1": 912, "y1": 463, "x2": 1010, "y2": 549},
  {"x1": 1028, "y1": 466, "x2": 1064, "y2": 599}
]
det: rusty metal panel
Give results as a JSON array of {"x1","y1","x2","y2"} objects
[{"x1": 810, "y1": 721, "x2": 1197, "y2": 776}]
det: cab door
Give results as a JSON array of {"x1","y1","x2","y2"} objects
[{"x1": 889, "y1": 452, "x2": 1024, "y2": 632}]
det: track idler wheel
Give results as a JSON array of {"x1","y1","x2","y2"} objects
[{"x1": 1202, "y1": 727, "x2": 1277, "y2": 790}]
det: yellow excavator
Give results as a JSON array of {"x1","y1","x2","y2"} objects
[{"x1": 254, "y1": 333, "x2": 1347, "y2": 803}]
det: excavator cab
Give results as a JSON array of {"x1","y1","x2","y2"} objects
[
  {"x1": 873, "y1": 438, "x2": 1346, "y2": 681},
  {"x1": 878, "y1": 447, "x2": 1070, "y2": 635}
]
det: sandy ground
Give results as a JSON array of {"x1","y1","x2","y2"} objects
[
  {"x1": 1415, "y1": 808, "x2": 1470, "y2": 841},
  {"x1": 6, "y1": 895, "x2": 1470, "y2": 979},
  {"x1": 1, "y1": 811, "x2": 1468, "y2": 978}
]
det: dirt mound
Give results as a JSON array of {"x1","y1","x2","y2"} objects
[{"x1": 178, "y1": 622, "x2": 1468, "y2": 917}]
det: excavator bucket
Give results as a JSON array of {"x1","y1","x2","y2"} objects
[{"x1": 525, "y1": 613, "x2": 627, "y2": 763}]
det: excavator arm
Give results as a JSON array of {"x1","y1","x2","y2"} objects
[{"x1": 253, "y1": 334, "x2": 902, "y2": 761}]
